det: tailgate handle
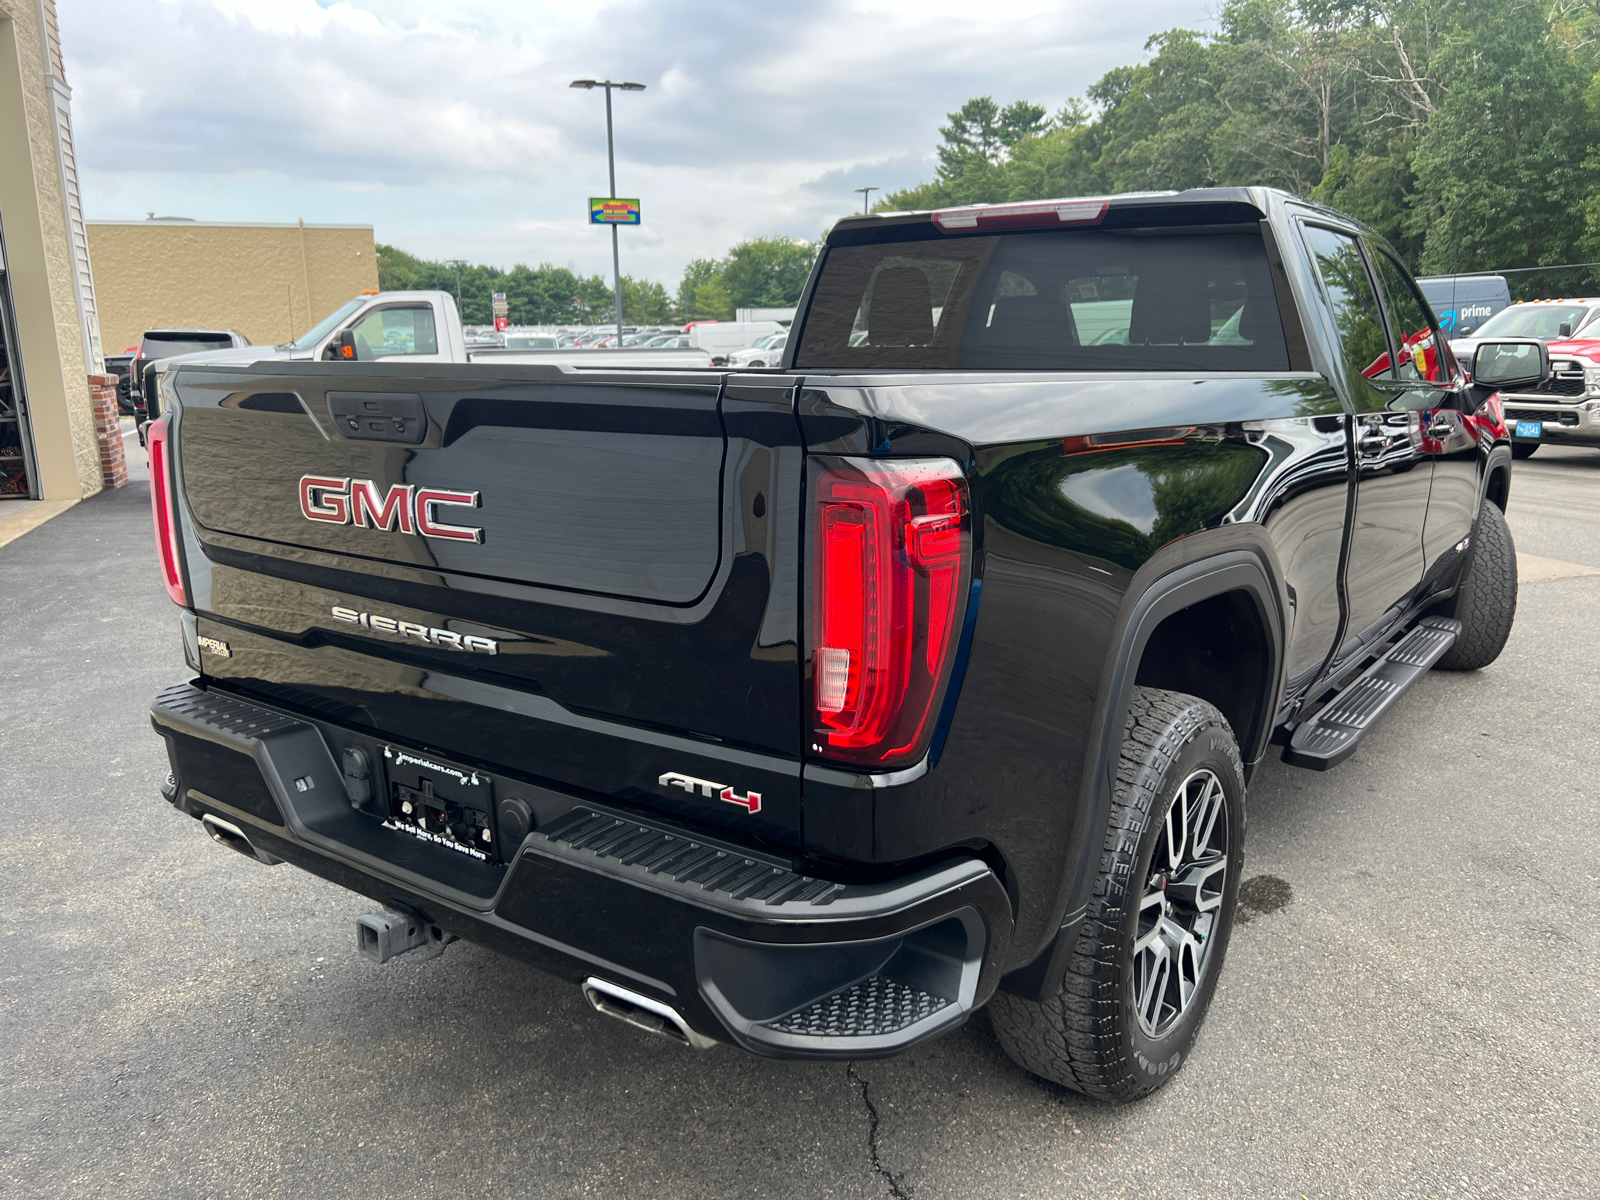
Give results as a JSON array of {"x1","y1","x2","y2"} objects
[{"x1": 326, "y1": 392, "x2": 427, "y2": 444}]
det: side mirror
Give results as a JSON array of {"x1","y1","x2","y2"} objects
[
  {"x1": 1457, "y1": 323, "x2": 1474, "y2": 336},
  {"x1": 323, "y1": 330, "x2": 358, "y2": 360},
  {"x1": 1559, "y1": 322, "x2": 1573, "y2": 338},
  {"x1": 1472, "y1": 339, "x2": 1549, "y2": 390}
]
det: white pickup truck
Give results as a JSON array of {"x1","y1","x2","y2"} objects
[
  {"x1": 141, "y1": 291, "x2": 711, "y2": 407},
  {"x1": 135, "y1": 291, "x2": 712, "y2": 429}
]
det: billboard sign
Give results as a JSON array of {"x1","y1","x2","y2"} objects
[{"x1": 590, "y1": 198, "x2": 641, "y2": 225}]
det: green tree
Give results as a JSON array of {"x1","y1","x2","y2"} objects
[
  {"x1": 1311, "y1": 142, "x2": 1424, "y2": 263},
  {"x1": 1411, "y1": 0, "x2": 1595, "y2": 282},
  {"x1": 678, "y1": 258, "x2": 725, "y2": 320},
  {"x1": 376, "y1": 243, "x2": 454, "y2": 292},
  {"x1": 937, "y1": 96, "x2": 1006, "y2": 175},
  {"x1": 938, "y1": 97, "x2": 1052, "y2": 173},
  {"x1": 374, "y1": 244, "x2": 647, "y2": 326},
  {"x1": 1088, "y1": 29, "x2": 1235, "y2": 193},
  {"x1": 999, "y1": 121, "x2": 1106, "y2": 202},
  {"x1": 881, "y1": 95, "x2": 1065, "y2": 211},
  {"x1": 720, "y1": 237, "x2": 818, "y2": 311},
  {"x1": 693, "y1": 276, "x2": 733, "y2": 322},
  {"x1": 620, "y1": 275, "x2": 674, "y2": 324},
  {"x1": 866, "y1": 0, "x2": 1600, "y2": 286}
]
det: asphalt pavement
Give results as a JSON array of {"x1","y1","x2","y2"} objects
[{"x1": 2, "y1": 442, "x2": 1597, "y2": 1199}]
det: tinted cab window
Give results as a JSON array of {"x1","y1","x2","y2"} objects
[
  {"x1": 1369, "y1": 251, "x2": 1451, "y2": 384},
  {"x1": 795, "y1": 227, "x2": 1291, "y2": 371},
  {"x1": 1301, "y1": 225, "x2": 1390, "y2": 388}
]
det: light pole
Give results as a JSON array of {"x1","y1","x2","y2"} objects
[
  {"x1": 445, "y1": 259, "x2": 467, "y2": 316},
  {"x1": 854, "y1": 186, "x2": 879, "y2": 214},
  {"x1": 571, "y1": 78, "x2": 645, "y2": 344}
]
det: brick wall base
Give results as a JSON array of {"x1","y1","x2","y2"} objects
[{"x1": 89, "y1": 374, "x2": 127, "y2": 490}]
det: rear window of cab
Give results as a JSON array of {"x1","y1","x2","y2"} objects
[{"x1": 794, "y1": 225, "x2": 1291, "y2": 372}]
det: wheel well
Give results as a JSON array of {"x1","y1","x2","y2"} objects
[
  {"x1": 1133, "y1": 589, "x2": 1272, "y2": 757},
  {"x1": 1485, "y1": 462, "x2": 1510, "y2": 512}
]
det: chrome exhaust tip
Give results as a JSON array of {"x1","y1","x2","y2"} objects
[
  {"x1": 582, "y1": 977, "x2": 718, "y2": 1050},
  {"x1": 200, "y1": 813, "x2": 283, "y2": 865}
]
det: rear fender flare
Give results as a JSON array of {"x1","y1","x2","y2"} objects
[
  {"x1": 1074, "y1": 542, "x2": 1284, "y2": 901},
  {"x1": 1000, "y1": 538, "x2": 1285, "y2": 1000},
  {"x1": 1482, "y1": 443, "x2": 1512, "y2": 513}
]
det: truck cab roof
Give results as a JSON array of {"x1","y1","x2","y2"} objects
[{"x1": 828, "y1": 187, "x2": 1301, "y2": 240}]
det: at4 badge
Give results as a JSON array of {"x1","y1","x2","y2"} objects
[{"x1": 658, "y1": 771, "x2": 762, "y2": 814}]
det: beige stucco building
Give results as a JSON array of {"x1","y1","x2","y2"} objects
[
  {"x1": 0, "y1": 5, "x2": 378, "y2": 509},
  {"x1": 0, "y1": 0, "x2": 109, "y2": 502},
  {"x1": 89, "y1": 219, "x2": 378, "y2": 353}
]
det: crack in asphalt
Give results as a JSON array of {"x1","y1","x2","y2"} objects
[{"x1": 848, "y1": 1062, "x2": 911, "y2": 1199}]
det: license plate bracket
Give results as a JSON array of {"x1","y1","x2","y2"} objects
[{"x1": 382, "y1": 746, "x2": 498, "y2": 861}]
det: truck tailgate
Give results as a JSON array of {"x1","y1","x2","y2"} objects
[{"x1": 169, "y1": 364, "x2": 804, "y2": 842}]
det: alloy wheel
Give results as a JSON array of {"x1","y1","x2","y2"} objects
[{"x1": 1132, "y1": 768, "x2": 1229, "y2": 1038}]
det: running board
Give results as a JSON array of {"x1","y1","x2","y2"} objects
[{"x1": 1283, "y1": 616, "x2": 1463, "y2": 771}]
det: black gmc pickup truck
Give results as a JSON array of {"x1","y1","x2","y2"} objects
[{"x1": 146, "y1": 188, "x2": 1541, "y2": 1102}]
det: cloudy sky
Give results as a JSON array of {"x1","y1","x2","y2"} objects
[{"x1": 62, "y1": 0, "x2": 1213, "y2": 286}]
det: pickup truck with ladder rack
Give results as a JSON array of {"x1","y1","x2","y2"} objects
[{"x1": 146, "y1": 187, "x2": 1536, "y2": 1101}]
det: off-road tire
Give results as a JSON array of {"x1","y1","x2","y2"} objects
[
  {"x1": 988, "y1": 687, "x2": 1246, "y2": 1103},
  {"x1": 1434, "y1": 501, "x2": 1517, "y2": 671},
  {"x1": 1511, "y1": 443, "x2": 1538, "y2": 460}
]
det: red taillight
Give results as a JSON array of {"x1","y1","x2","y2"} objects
[
  {"x1": 811, "y1": 457, "x2": 972, "y2": 768},
  {"x1": 146, "y1": 416, "x2": 187, "y2": 606}
]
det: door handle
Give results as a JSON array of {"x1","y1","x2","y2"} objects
[
  {"x1": 1358, "y1": 428, "x2": 1388, "y2": 455},
  {"x1": 1427, "y1": 418, "x2": 1454, "y2": 438}
]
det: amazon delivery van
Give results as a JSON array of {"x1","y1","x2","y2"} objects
[{"x1": 1417, "y1": 275, "x2": 1512, "y2": 337}]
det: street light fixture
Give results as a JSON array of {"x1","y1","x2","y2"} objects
[
  {"x1": 854, "y1": 186, "x2": 879, "y2": 215},
  {"x1": 571, "y1": 78, "x2": 647, "y2": 343}
]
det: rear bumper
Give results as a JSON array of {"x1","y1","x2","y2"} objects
[{"x1": 150, "y1": 682, "x2": 1013, "y2": 1058}]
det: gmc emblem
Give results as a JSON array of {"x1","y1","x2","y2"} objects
[
  {"x1": 658, "y1": 771, "x2": 762, "y2": 815},
  {"x1": 299, "y1": 475, "x2": 483, "y2": 543}
]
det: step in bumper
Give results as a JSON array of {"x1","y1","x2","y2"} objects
[{"x1": 150, "y1": 681, "x2": 1013, "y2": 1058}]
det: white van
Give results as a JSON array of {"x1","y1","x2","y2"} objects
[{"x1": 688, "y1": 321, "x2": 784, "y2": 364}]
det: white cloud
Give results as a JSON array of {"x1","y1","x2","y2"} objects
[
  {"x1": 208, "y1": 0, "x2": 334, "y2": 36},
  {"x1": 61, "y1": 0, "x2": 1215, "y2": 289}
]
